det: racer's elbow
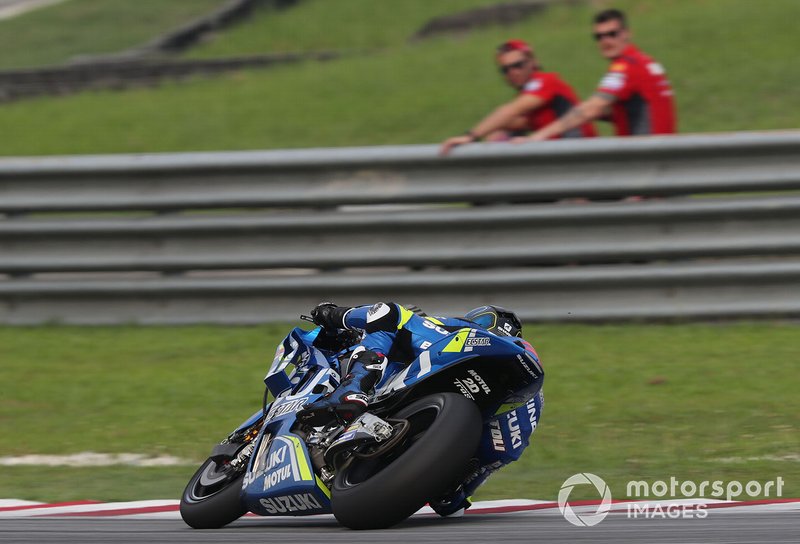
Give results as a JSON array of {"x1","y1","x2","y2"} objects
[{"x1": 361, "y1": 302, "x2": 402, "y2": 333}]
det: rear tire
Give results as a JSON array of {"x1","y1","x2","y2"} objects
[
  {"x1": 331, "y1": 392, "x2": 482, "y2": 529},
  {"x1": 180, "y1": 458, "x2": 247, "y2": 529}
]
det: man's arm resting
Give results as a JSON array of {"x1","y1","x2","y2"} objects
[
  {"x1": 439, "y1": 94, "x2": 543, "y2": 155},
  {"x1": 526, "y1": 94, "x2": 613, "y2": 141}
]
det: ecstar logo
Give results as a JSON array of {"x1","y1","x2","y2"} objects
[{"x1": 558, "y1": 473, "x2": 612, "y2": 527}]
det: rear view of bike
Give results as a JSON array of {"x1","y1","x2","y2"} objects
[{"x1": 179, "y1": 324, "x2": 543, "y2": 529}]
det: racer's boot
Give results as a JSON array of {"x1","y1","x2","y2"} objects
[
  {"x1": 430, "y1": 487, "x2": 471, "y2": 517},
  {"x1": 297, "y1": 349, "x2": 384, "y2": 426}
]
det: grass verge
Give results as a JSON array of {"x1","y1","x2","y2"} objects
[
  {"x1": 1, "y1": 0, "x2": 799, "y2": 155},
  {"x1": 0, "y1": 0, "x2": 222, "y2": 70},
  {"x1": 1, "y1": 322, "x2": 797, "y2": 502},
  {"x1": 186, "y1": 0, "x2": 515, "y2": 58}
]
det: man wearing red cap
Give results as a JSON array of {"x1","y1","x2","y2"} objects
[
  {"x1": 521, "y1": 9, "x2": 676, "y2": 140},
  {"x1": 439, "y1": 39, "x2": 596, "y2": 155}
]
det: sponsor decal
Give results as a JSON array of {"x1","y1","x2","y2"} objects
[
  {"x1": 523, "y1": 79, "x2": 543, "y2": 92},
  {"x1": 342, "y1": 393, "x2": 369, "y2": 406},
  {"x1": 489, "y1": 420, "x2": 505, "y2": 452},
  {"x1": 419, "y1": 340, "x2": 433, "y2": 350},
  {"x1": 265, "y1": 445, "x2": 288, "y2": 471},
  {"x1": 467, "y1": 369, "x2": 491, "y2": 394},
  {"x1": 610, "y1": 62, "x2": 627, "y2": 72},
  {"x1": 526, "y1": 397, "x2": 539, "y2": 435},
  {"x1": 454, "y1": 368, "x2": 491, "y2": 398},
  {"x1": 516, "y1": 350, "x2": 543, "y2": 379},
  {"x1": 244, "y1": 438, "x2": 304, "y2": 491},
  {"x1": 599, "y1": 72, "x2": 626, "y2": 91},
  {"x1": 268, "y1": 398, "x2": 306, "y2": 419},
  {"x1": 366, "y1": 303, "x2": 390, "y2": 323},
  {"x1": 525, "y1": 351, "x2": 543, "y2": 374},
  {"x1": 507, "y1": 412, "x2": 523, "y2": 450},
  {"x1": 263, "y1": 464, "x2": 293, "y2": 491},
  {"x1": 453, "y1": 378, "x2": 475, "y2": 400},
  {"x1": 422, "y1": 319, "x2": 450, "y2": 336},
  {"x1": 515, "y1": 354, "x2": 538, "y2": 378},
  {"x1": 463, "y1": 328, "x2": 485, "y2": 352},
  {"x1": 259, "y1": 493, "x2": 322, "y2": 514},
  {"x1": 647, "y1": 62, "x2": 665, "y2": 75}
]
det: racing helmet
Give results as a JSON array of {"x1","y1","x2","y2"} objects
[{"x1": 463, "y1": 305, "x2": 522, "y2": 338}]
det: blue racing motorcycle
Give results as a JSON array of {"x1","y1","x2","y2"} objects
[{"x1": 180, "y1": 319, "x2": 543, "y2": 530}]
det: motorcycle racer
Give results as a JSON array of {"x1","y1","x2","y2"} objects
[{"x1": 297, "y1": 302, "x2": 544, "y2": 517}]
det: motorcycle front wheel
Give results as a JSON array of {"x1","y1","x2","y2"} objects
[
  {"x1": 331, "y1": 392, "x2": 482, "y2": 529},
  {"x1": 180, "y1": 457, "x2": 247, "y2": 529}
]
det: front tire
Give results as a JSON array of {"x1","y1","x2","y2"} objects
[
  {"x1": 331, "y1": 392, "x2": 482, "y2": 529},
  {"x1": 180, "y1": 458, "x2": 247, "y2": 529}
]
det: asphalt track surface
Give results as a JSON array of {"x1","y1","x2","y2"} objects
[{"x1": 1, "y1": 510, "x2": 797, "y2": 544}]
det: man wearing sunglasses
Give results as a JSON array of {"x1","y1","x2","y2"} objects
[
  {"x1": 522, "y1": 9, "x2": 675, "y2": 141},
  {"x1": 439, "y1": 39, "x2": 596, "y2": 155}
]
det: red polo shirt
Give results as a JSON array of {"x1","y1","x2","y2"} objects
[
  {"x1": 522, "y1": 72, "x2": 597, "y2": 138},
  {"x1": 595, "y1": 44, "x2": 676, "y2": 135}
]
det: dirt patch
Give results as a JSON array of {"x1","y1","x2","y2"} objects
[
  {"x1": 70, "y1": 0, "x2": 302, "y2": 64},
  {"x1": 411, "y1": 0, "x2": 579, "y2": 41}
]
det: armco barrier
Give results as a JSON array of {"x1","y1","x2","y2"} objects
[{"x1": 1, "y1": 131, "x2": 800, "y2": 324}]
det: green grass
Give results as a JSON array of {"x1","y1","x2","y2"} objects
[
  {"x1": 0, "y1": 0, "x2": 799, "y2": 155},
  {"x1": 0, "y1": 0, "x2": 224, "y2": 70},
  {"x1": 187, "y1": 0, "x2": 516, "y2": 58},
  {"x1": 1, "y1": 322, "x2": 798, "y2": 502}
]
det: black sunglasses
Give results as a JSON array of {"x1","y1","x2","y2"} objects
[
  {"x1": 593, "y1": 29, "x2": 621, "y2": 41},
  {"x1": 499, "y1": 60, "x2": 527, "y2": 74}
]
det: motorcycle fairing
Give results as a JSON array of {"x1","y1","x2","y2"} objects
[
  {"x1": 243, "y1": 430, "x2": 332, "y2": 516},
  {"x1": 372, "y1": 328, "x2": 543, "y2": 417}
]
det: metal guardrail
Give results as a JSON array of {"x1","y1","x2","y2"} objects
[
  {"x1": 2, "y1": 196, "x2": 800, "y2": 273},
  {"x1": 1, "y1": 131, "x2": 800, "y2": 324},
  {"x1": 3, "y1": 132, "x2": 800, "y2": 212}
]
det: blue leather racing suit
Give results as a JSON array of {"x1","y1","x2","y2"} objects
[{"x1": 338, "y1": 302, "x2": 544, "y2": 506}]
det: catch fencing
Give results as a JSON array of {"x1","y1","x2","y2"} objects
[{"x1": 1, "y1": 131, "x2": 799, "y2": 324}]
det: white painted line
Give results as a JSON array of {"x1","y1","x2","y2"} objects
[
  {"x1": 714, "y1": 453, "x2": 800, "y2": 463},
  {"x1": 0, "y1": 499, "x2": 43, "y2": 508},
  {"x1": 0, "y1": 0, "x2": 68, "y2": 21},
  {"x1": 0, "y1": 500, "x2": 179, "y2": 518},
  {"x1": 0, "y1": 452, "x2": 195, "y2": 467},
  {"x1": 1, "y1": 498, "x2": 797, "y2": 520}
]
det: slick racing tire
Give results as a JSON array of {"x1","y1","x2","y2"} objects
[
  {"x1": 180, "y1": 458, "x2": 248, "y2": 529},
  {"x1": 332, "y1": 392, "x2": 482, "y2": 529}
]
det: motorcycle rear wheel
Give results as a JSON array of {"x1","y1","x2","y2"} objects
[{"x1": 331, "y1": 392, "x2": 482, "y2": 529}]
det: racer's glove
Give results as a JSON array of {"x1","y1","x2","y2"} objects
[
  {"x1": 313, "y1": 327, "x2": 362, "y2": 352},
  {"x1": 310, "y1": 302, "x2": 349, "y2": 330}
]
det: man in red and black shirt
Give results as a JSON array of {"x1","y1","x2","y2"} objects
[
  {"x1": 439, "y1": 39, "x2": 596, "y2": 155},
  {"x1": 524, "y1": 9, "x2": 676, "y2": 140}
]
